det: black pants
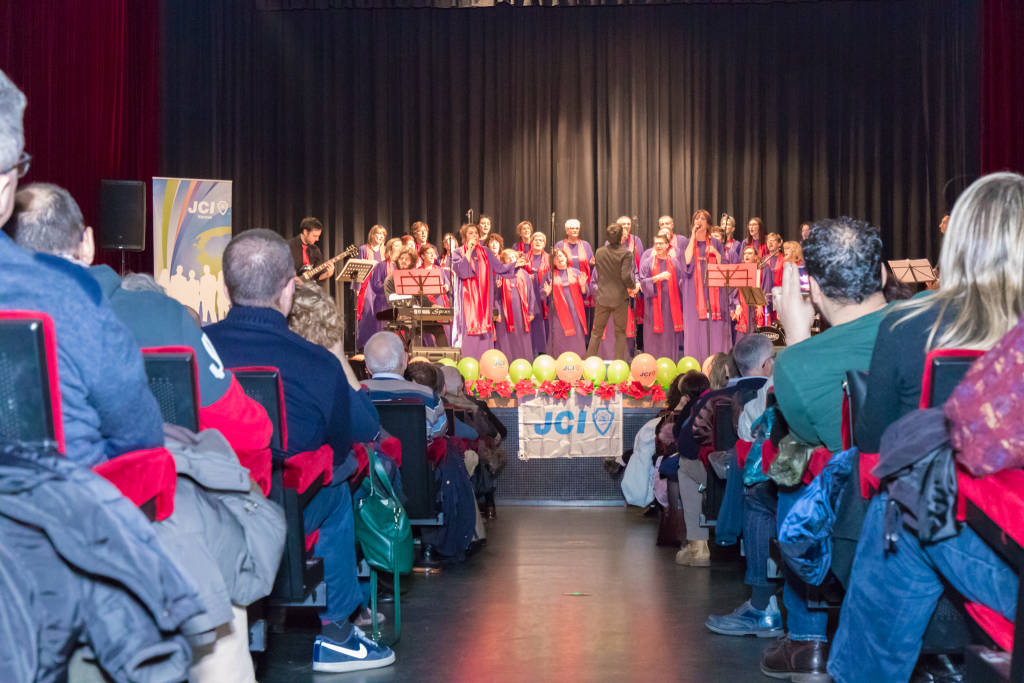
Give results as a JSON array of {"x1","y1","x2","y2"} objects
[{"x1": 587, "y1": 302, "x2": 627, "y2": 359}]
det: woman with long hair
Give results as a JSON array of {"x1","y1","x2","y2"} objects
[
  {"x1": 355, "y1": 224, "x2": 387, "y2": 325},
  {"x1": 783, "y1": 240, "x2": 803, "y2": 265},
  {"x1": 761, "y1": 232, "x2": 785, "y2": 322},
  {"x1": 420, "y1": 243, "x2": 453, "y2": 344},
  {"x1": 857, "y1": 172, "x2": 1024, "y2": 451},
  {"x1": 543, "y1": 247, "x2": 589, "y2": 357},
  {"x1": 744, "y1": 217, "x2": 768, "y2": 259},
  {"x1": 513, "y1": 220, "x2": 533, "y2": 254}
]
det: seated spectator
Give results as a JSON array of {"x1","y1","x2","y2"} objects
[
  {"x1": 286, "y1": 280, "x2": 363, "y2": 390},
  {"x1": 762, "y1": 216, "x2": 890, "y2": 680},
  {"x1": 362, "y1": 331, "x2": 447, "y2": 441},
  {"x1": 857, "y1": 172, "x2": 1024, "y2": 451},
  {"x1": 701, "y1": 335, "x2": 780, "y2": 638},
  {"x1": 660, "y1": 371, "x2": 712, "y2": 566},
  {"x1": 828, "y1": 172, "x2": 1024, "y2": 682},
  {"x1": 13, "y1": 182, "x2": 273, "y2": 484},
  {"x1": 204, "y1": 229, "x2": 393, "y2": 674},
  {"x1": 0, "y1": 72, "x2": 164, "y2": 467}
]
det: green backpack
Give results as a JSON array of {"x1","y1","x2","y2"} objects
[{"x1": 354, "y1": 444, "x2": 413, "y2": 643}]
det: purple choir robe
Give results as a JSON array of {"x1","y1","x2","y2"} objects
[
  {"x1": 495, "y1": 267, "x2": 536, "y2": 362},
  {"x1": 640, "y1": 251, "x2": 684, "y2": 360},
  {"x1": 680, "y1": 236, "x2": 732, "y2": 362},
  {"x1": 357, "y1": 259, "x2": 390, "y2": 349},
  {"x1": 451, "y1": 246, "x2": 517, "y2": 359},
  {"x1": 544, "y1": 268, "x2": 588, "y2": 358},
  {"x1": 528, "y1": 252, "x2": 550, "y2": 356}
]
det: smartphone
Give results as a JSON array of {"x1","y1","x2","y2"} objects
[{"x1": 798, "y1": 266, "x2": 810, "y2": 296}]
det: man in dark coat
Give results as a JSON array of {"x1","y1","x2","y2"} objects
[{"x1": 586, "y1": 222, "x2": 638, "y2": 360}]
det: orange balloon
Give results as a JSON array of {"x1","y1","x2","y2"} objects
[
  {"x1": 630, "y1": 353, "x2": 658, "y2": 387},
  {"x1": 556, "y1": 351, "x2": 584, "y2": 383},
  {"x1": 479, "y1": 349, "x2": 510, "y2": 381}
]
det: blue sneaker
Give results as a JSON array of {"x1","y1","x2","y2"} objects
[
  {"x1": 704, "y1": 595, "x2": 784, "y2": 637},
  {"x1": 312, "y1": 626, "x2": 396, "y2": 673}
]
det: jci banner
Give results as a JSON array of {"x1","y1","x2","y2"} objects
[
  {"x1": 153, "y1": 177, "x2": 232, "y2": 323},
  {"x1": 518, "y1": 393, "x2": 623, "y2": 459}
]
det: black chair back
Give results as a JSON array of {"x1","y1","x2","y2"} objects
[
  {"x1": 141, "y1": 348, "x2": 199, "y2": 431},
  {"x1": 843, "y1": 369, "x2": 870, "y2": 449},
  {"x1": 713, "y1": 400, "x2": 737, "y2": 451},
  {"x1": 0, "y1": 312, "x2": 61, "y2": 448},
  {"x1": 232, "y1": 367, "x2": 286, "y2": 453},
  {"x1": 924, "y1": 351, "x2": 983, "y2": 409},
  {"x1": 374, "y1": 399, "x2": 439, "y2": 524}
]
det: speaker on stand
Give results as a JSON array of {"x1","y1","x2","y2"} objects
[{"x1": 99, "y1": 180, "x2": 146, "y2": 276}]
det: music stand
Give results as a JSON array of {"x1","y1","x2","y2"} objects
[
  {"x1": 336, "y1": 258, "x2": 376, "y2": 355},
  {"x1": 738, "y1": 286, "x2": 768, "y2": 334},
  {"x1": 704, "y1": 262, "x2": 758, "y2": 355},
  {"x1": 395, "y1": 269, "x2": 446, "y2": 346},
  {"x1": 887, "y1": 259, "x2": 935, "y2": 284}
]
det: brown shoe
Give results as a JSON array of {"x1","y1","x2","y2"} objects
[{"x1": 760, "y1": 637, "x2": 831, "y2": 682}]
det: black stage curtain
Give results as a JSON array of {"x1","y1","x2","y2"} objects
[{"x1": 162, "y1": 0, "x2": 978, "y2": 339}]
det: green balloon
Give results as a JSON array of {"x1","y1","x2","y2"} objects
[
  {"x1": 532, "y1": 354, "x2": 557, "y2": 382},
  {"x1": 437, "y1": 358, "x2": 458, "y2": 368},
  {"x1": 509, "y1": 358, "x2": 533, "y2": 383},
  {"x1": 656, "y1": 357, "x2": 678, "y2": 389},
  {"x1": 582, "y1": 356, "x2": 606, "y2": 384},
  {"x1": 606, "y1": 359, "x2": 630, "y2": 384},
  {"x1": 458, "y1": 357, "x2": 480, "y2": 382},
  {"x1": 677, "y1": 356, "x2": 701, "y2": 375}
]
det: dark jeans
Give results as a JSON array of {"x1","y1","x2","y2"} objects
[
  {"x1": 828, "y1": 493, "x2": 1018, "y2": 682},
  {"x1": 777, "y1": 487, "x2": 829, "y2": 641},
  {"x1": 304, "y1": 473, "x2": 363, "y2": 624},
  {"x1": 587, "y1": 302, "x2": 628, "y2": 360},
  {"x1": 743, "y1": 481, "x2": 777, "y2": 588}
]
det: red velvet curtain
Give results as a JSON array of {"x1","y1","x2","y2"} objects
[
  {"x1": 0, "y1": 0, "x2": 160, "y2": 272},
  {"x1": 981, "y1": 0, "x2": 1024, "y2": 174}
]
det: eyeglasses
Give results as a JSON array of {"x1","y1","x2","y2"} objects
[{"x1": 3, "y1": 152, "x2": 31, "y2": 178}]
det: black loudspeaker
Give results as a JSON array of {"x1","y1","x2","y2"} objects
[{"x1": 99, "y1": 180, "x2": 146, "y2": 251}]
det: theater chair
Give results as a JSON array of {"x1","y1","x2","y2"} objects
[
  {"x1": 231, "y1": 368, "x2": 328, "y2": 602},
  {"x1": 374, "y1": 397, "x2": 442, "y2": 527},
  {"x1": 699, "y1": 401, "x2": 735, "y2": 528},
  {"x1": 911, "y1": 349, "x2": 1021, "y2": 681},
  {"x1": 0, "y1": 311, "x2": 176, "y2": 522}
]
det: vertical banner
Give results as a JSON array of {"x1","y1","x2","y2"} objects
[
  {"x1": 152, "y1": 177, "x2": 232, "y2": 323},
  {"x1": 517, "y1": 393, "x2": 623, "y2": 459}
]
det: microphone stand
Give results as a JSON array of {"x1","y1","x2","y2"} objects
[{"x1": 701, "y1": 247, "x2": 712, "y2": 360}]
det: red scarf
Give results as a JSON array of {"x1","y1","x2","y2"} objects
[
  {"x1": 693, "y1": 241, "x2": 722, "y2": 321},
  {"x1": 501, "y1": 270, "x2": 531, "y2": 333},
  {"x1": 745, "y1": 239, "x2": 767, "y2": 260},
  {"x1": 627, "y1": 235, "x2": 644, "y2": 324},
  {"x1": 651, "y1": 256, "x2": 684, "y2": 333},
  {"x1": 770, "y1": 253, "x2": 784, "y2": 287},
  {"x1": 515, "y1": 241, "x2": 530, "y2": 254},
  {"x1": 551, "y1": 270, "x2": 587, "y2": 336},
  {"x1": 460, "y1": 245, "x2": 493, "y2": 336},
  {"x1": 736, "y1": 290, "x2": 750, "y2": 333},
  {"x1": 531, "y1": 252, "x2": 550, "y2": 318},
  {"x1": 356, "y1": 245, "x2": 383, "y2": 320},
  {"x1": 562, "y1": 241, "x2": 592, "y2": 302}
]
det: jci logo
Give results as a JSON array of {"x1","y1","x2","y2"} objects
[
  {"x1": 534, "y1": 405, "x2": 614, "y2": 436},
  {"x1": 187, "y1": 200, "x2": 230, "y2": 217}
]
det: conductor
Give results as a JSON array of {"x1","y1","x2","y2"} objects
[{"x1": 586, "y1": 223, "x2": 639, "y2": 360}]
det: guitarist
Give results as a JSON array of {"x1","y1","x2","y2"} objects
[{"x1": 289, "y1": 216, "x2": 335, "y2": 281}]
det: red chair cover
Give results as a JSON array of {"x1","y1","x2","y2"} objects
[
  {"x1": 198, "y1": 376, "x2": 273, "y2": 495},
  {"x1": 860, "y1": 452, "x2": 881, "y2": 498},
  {"x1": 283, "y1": 445, "x2": 334, "y2": 494},
  {"x1": 305, "y1": 529, "x2": 320, "y2": 553},
  {"x1": 93, "y1": 447, "x2": 177, "y2": 521},
  {"x1": 964, "y1": 601, "x2": 1014, "y2": 652}
]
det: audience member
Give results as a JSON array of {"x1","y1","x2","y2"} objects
[
  {"x1": 362, "y1": 331, "x2": 447, "y2": 441},
  {"x1": 13, "y1": 182, "x2": 274, "y2": 482},
  {"x1": 0, "y1": 71, "x2": 164, "y2": 467},
  {"x1": 828, "y1": 173, "x2": 1024, "y2": 682},
  {"x1": 762, "y1": 217, "x2": 889, "y2": 680},
  {"x1": 204, "y1": 229, "x2": 392, "y2": 674},
  {"x1": 857, "y1": 172, "x2": 1024, "y2": 451}
]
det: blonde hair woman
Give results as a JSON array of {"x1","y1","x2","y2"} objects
[
  {"x1": 857, "y1": 172, "x2": 1024, "y2": 451},
  {"x1": 288, "y1": 282, "x2": 362, "y2": 388}
]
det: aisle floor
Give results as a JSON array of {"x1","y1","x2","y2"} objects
[{"x1": 259, "y1": 506, "x2": 777, "y2": 683}]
